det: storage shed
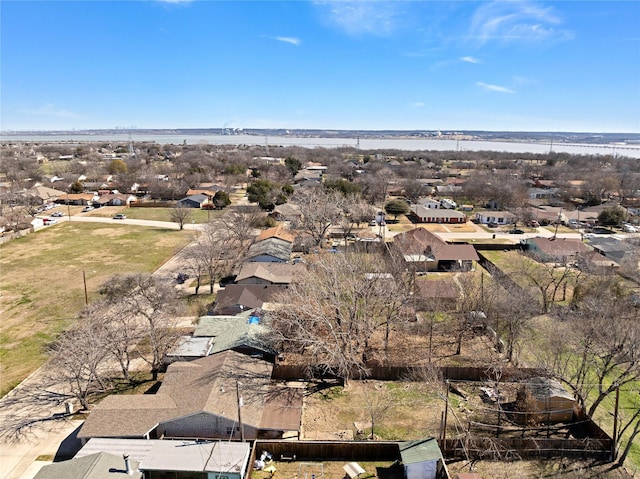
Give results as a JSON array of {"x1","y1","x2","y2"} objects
[
  {"x1": 399, "y1": 438, "x2": 444, "y2": 479},
  {"x1": 526, "y1": 377, "x2": 576, "y2": 423}
]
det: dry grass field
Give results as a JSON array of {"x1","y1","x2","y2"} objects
[{"x1": 0, "y1": 222, "x2": 194, "y2": 396}]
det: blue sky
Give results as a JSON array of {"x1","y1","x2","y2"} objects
[{"x1": 1, "y1": 1, "x2": 639, "y2": 132}]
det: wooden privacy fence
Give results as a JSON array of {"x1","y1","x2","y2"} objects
[
  {"x1": 254, "y1": 440, "x2": 401, "y2": 462},
  {"x1": 272, "y1": 364, "x2": 545, "y2": 382},
  {"x1": 129, "y1": 201, "x2": 174, "y2": 208},
  {"x1": 441, "y1": 436, "x2": 612, "y2": 460}
]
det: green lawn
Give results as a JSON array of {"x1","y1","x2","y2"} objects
[
  {"x1": 122, "y1": 207, "x2": 224, "y2": 223},
  {"x1": 0, "y1": 222, "x2": 195, "y2": 396}
]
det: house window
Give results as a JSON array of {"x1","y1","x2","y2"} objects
[{"x1": 226, "y1": 426, "x2": 239, "y2": 435}]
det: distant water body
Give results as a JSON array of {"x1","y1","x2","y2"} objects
[{"x1": 3, "y1": 133, "x2": 640, "y2": 158}]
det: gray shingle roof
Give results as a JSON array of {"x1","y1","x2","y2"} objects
[
  {"x1": 245, "y1": 238, "x2": 292, "y2": 262},
  {"x1": 78, "y1": 351, "x2": 300, "y2": 440},
  {"x1": 34, "y1": 452, "x2": 142, "y2": 479}
]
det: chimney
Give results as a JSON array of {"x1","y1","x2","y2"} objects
[{"x1": 123, "y1": 454, "x2": 133, "y2": 475}]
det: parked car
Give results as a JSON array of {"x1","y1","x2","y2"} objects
[
  {"x1": 113, "y1": 213, "x2": 126, "y2": 220},
  {"x1": 175, "y1": 272, "x2": 189, "y2": 284},
  {"x1": 508, "y1": 229, "x2": 525, "y2": 234},
  {"x1": 43, "y1": 218, "x2": 57, "y2": 225},
  {"x1": 81, "y1": 206, "x2": 94, "y2": 212},
  {"x1": 51, "y1": 211, "x2": 64, "y2": 217},
  {"x1": 622, "y1": 223, "x2": 637, "y2": 233}
]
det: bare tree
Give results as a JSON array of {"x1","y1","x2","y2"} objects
[
  {"x1": 536, "y1": 274, "x2": 640, "y2": 418},
  {"x1": 223, "y1": 206, "x2": 263, "y2": 249},
  {"x1": 170, "y1": 203, "x2": 193, "y2": 230},
  {"x1": 289, "y1": 186, "x2": 344, "y2": 247},
  {"x1": 48, "y1": 311, "x2": 110, "y2": 410},
  {"x1": 92, "y1": 299, "x2": 144, "y2": 382},
  {"x1": 361, "y1": 384, "x2": 395, "y2": 440},
  {"x1": 513, "y1": 252, "x2": 581, "y2": 314},
  {"x1": 268, "y1": 253, "x2": 408, "y2": 384},
  {"x1": 194, "y1": 220, "x2": 247, "y2": 294},
  {"x1": 99, "y1": 274, "x2": 184, "y2": 380}
]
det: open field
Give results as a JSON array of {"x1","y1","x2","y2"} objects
[
  {"x1": 0, "y1": 222, "x2": 195, "y2": 396},
  {"x1": 86, "y1": 205, "x2": 222, "y2": 223}
]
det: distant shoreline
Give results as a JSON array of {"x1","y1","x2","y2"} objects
[
  {"x1": 2, "y1": 128, "x2": 639, "y2": 145},
  {"x1": 2, "y1": 130, "x2": 639, "y2": 158}
]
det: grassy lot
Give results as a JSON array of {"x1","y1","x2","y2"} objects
[
  {"x1": 303, "y1": 380, "x2": 442, "y2": 441},
  {"x1": 0, "y1": 222, "x2": 195, "y2": 396},
  {"x1": 96, "y1": 206, "x2": 224, "y2": 223}
]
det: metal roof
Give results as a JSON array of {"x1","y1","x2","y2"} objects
[{"x1": 399, "y1": 438, "x2": 442, "y2": 464}]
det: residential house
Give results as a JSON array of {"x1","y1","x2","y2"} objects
[
  {"x1": 95, "y1": 193, "x2": 137, "y2": 207},
  {"x1": 391, "y1": 227, "x2": 479, "y2": 272},
  {"x1": 235, "y1": 262, "x2": 300, "y2": 285},
  {"x1": 294, "y1": 166, "x2": 325, "y2": 184},
  {"x1": 34, "y1": 452, "x2": 142, "y2": 479},
  {"x1": 474, "y1": 211, "x2": 517, "y2": 226},
  {"x1": 194, "y1": 310, "x2": 276, "y2": 360},
  {"x1": 75, "y1": 438, "x2": 250, "y2": 479},
  {"x1": 583, "y1": 236, "x2": 634, "y2": 266},
  {"x1": 524, "y1": 237, "x2": 591, "y2": 263},
  {"x1": 409, "y1": 205, "x2": 467, "y2": 224},
  {"x1": 528, "y1": 205, "x2": 568, "y2": 225},
  {"x1": 414, "y1": 278, "x2": 460, "y2": 311},
  {"x1": 77, "y1": 350, "x2": 303, "y2": 443},
  {"x1": 416, "y1": 198, "x2": 441, "y2": 209},
  {"x1": 55, "y1": 193, "x2": 97, "y2": 206},
  {"x1": 186, "y1": 187, "x2": 218, "y2": 198},
  {"x1": 255, "y1": 225, "x2": 296, "y2": 244},
  {"x1": 28, "y1": 185, "x2": 66, "y2": 204},
  {"x1": 528, "y1": 187, "x2": 559, "y2": 200},
  {"x1": 270, "y1": 203, "x2": 303, "y2": 221},
  {"x1": 577, "y1": 250, "x2": 620, "y2": 271},
  {"x1": 212, "y1": 284, "x2": 288, "y2": 315},
  {"x1": 245, "y1": 238, "x2": 292, "y2": 263},
  {"x1": 177, "y1": 193, "x2": 209, "y2": 209}
]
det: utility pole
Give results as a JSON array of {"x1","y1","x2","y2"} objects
[
  {"x1": 236, "y1": 380, "x2": 245, "y2": 441},
  {"x1": 442, "y1": 380, "x2": 450, "y2": 454},
  {"x1": 82, "y1": 270, "x2": 88, "y2": 305}
]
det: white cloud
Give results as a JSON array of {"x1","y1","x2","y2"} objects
[
  {"x1": 468, "y1": 1, "x2": 573, "y2": 45},
  {"x1": 275, "y1": 36, "x2": 301, "y2": 46},
  {"x1": 461, "y1": 56, "x2": 481, "y2": 64},
  {"x1": 313, "y1": 1, "x2": 402, "y2": 36},
  {"x1": 477, "y1": 82, "x2": 515, "y2": 94},
  {"x1": 23, "y1": 103, "x2": 83, "y2": 119},
  {"x1": 410, "y1": 102, "x2": 425, "y2": 108}
]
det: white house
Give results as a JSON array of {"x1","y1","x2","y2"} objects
[{"x1": 475, "y1": 211, "x2": 517, "y2": 225}]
